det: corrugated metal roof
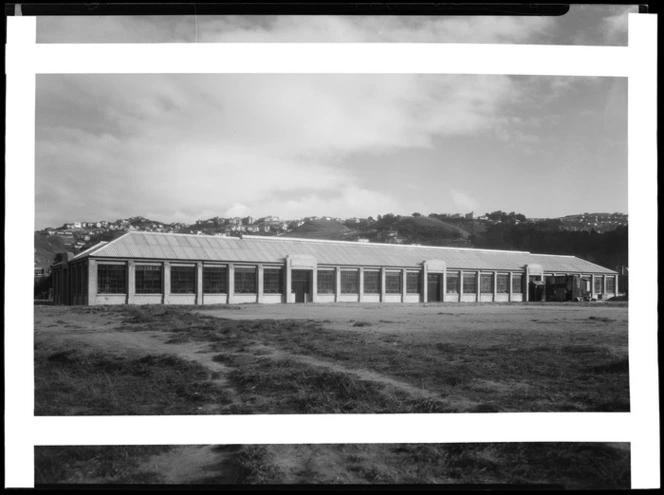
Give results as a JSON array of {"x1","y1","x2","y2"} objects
[
  {"x1": 84, "y1": 232, "x2": 616, "y2": 274},
  {"x1": 71, "y1": 241, "x2": 108, "y2": 261}
]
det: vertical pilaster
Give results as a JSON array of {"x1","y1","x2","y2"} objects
[
  {"x1": 401, "y1": 269, "x2": 407, "y2": 302},
  {"x1": 358, "y1": 268, "x2": 364, "y2": 303},
  {"x1": 422, "y1": 264, "x2": 428, "y2": 303},
  {"x1": 127, "y1": 261, "x2": 135, "y2": 304},
  {"x1": 163, "y1": 262, "x2": 170, "y2": 305},
  {"x1": 615, "y1": 274, "x2": 619, "y2": 295},
  {"x1": 312, "y1": 268, "x2": 318, "y2": 303},
  {"x1": 257, "y1": 264, "x2": 264, "y2": 303},
  {"x1": 459, "y1": 270, "x2": 464, "y2": 300},
  {"x1": 493, "y1": 270, "x2": 498, "y2": 302},
  {"x1": 441, "y1": 269, "x2": 447, "y2": 303},
  {"x1": 284, "y1": 260, "x2": 292, "y2": 303},
  {"x1": 196, "y1": 262, "x2": 203, "y2": 305},
  {"x1": 591, "y1": 274, "x2": 597, "y2": 300},
  {"x1": 524, "y1": 271, "x2": 529, "y2": 302},
  {"x1": 508, "y1": 272, "x2": 513, "y2": 302},
  {"x1": 87, "y1": 259, "x2": 97, "y2": 306},
  {"x1": 228, "y1": 263, "x2": 235, "y2": 304},
  {"x1": 335, "y1": 267, "x2": 341, "y2": 302},
  {"x1": 380, "y1": 267, "x2": 386, "y2": 303},
  {"x1": 476, "y1": 271, "x2": 481, "y2": 302}
]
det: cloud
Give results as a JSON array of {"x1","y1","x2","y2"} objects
[
  {"x1": 38, "y1": 15, "x2": 556, "y2": 44},
  {"x1": 199, "y1": 15, "x2": 555, "y2": 44},
  {"x1": 36, "y1": 74, "x2": 518, "y2": 227},
  {"x1": 450, "y1": 189, "x2": 480, "y2": 212},
  {"x1": 602, "y1": 6, "x2": 640, "y2": 43},
  {"x1": 223, "y1": 203, "x2": 252, "y2": 218}
]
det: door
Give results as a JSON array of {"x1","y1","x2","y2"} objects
[
  {"x1": 292, "y1": 270, "x2": 311, "y2": 303},
  {"x1": 427, "y1": 273, "x2": 441, "y2": 302},
  {"x1": 529, "y1": 276, "x2": 544, "y2": 301}
]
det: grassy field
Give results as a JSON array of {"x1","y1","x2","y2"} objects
[
  {"x1": 35, "y1": 442, "x2": 630, "y2": 488},
  {"x1": 33, "y1": 302, "x2": 629, "y2": 486},
  {"x1": 35, "y1": 302, "x2": 629, "y2": 415}
]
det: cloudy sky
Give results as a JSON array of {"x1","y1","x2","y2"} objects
[{"x1": 35, "y1": 7, "x2": 633, "y2": 229}]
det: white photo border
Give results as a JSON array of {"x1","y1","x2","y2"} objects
[{"x1": 5, "y1": 14, "x2": 658, "y2": 488}]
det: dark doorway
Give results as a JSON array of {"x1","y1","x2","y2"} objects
[
  {"x1": 529, "y1": 276, "x2": 545, "y2": 301},
  {"x1": 427, "y1": 273, "x2": 442, "y2": 302},
  {"x1": 292, "y1": 270, "x2": 312, "y2": 303}
]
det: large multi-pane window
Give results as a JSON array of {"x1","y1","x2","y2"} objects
[
  {"x1": 235, "y1": 266, "x2": 257, "y2": 293},
  {"x1": 203, "y1": 266, "x2": 227, "y2": 293},
  {"x1": 512, "y1": 274, "x2": 522, "y2": 294},
  {"x1": 480, "y1": 273, "x2": 493, "y2": 293},
  {"x1": 317, "y1": 270, "x2": 335, "y2": 294},
  {"x1": 497, "y1": 273, "x2": 509, "y2": 293},
  {"x1": 606, "y1": 277, "x2": 616, "y2": 293},
  {"x1": 98, "y1": 264, "x2": 126, "y2": 294},
  {"x1": 171, "y1": 265, "x2": 196, "y2": 294},
  {"x1": 385, "y1": 271, "x2": 402, "y2": 294},
  {"x1": 406, "y1": 272, "x2": 421, "y2": 293},
  {"x1": 341, "y1": 270, "x2": 359, "y2": 294},
  {"x1": 363, "y1": 270, "x2": 380, "y2": 294},
  {"x1": 462, "y1": 272, "x2": 477, "y2": 294},
  {"x1": 135, "y1": 264, "x2": 163, "y2": 294},
  {"x1": 594, "y1": 276, "x2": 604, "y2": 293},
  {"x1": 263, "y1": 267, "x2": 284, "y2": 293},
  {"x1": 446, "y1": 273, "x2": 459, "y2": 294}
]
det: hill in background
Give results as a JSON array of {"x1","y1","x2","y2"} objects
[
  {"x1": 281, "y1": 219, "x2": 357, "y2": 241},
  {"x1": 34, "y1": 211, "x2": 628, "y2": 272}
]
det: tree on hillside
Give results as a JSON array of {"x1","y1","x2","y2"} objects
[{"x1": 485, "y1": 210, "x2": 527, "y2": 223}]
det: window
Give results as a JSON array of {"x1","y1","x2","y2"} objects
[
  {"x1": 606, "y1": 277, "x2": 616, "y2": 293},
  {"x1": 406, "y1": 272, "x2": 421, "y2": 293},
  {"x1": 385, "y1": 271, "x2": 402, "y2": 294},
  {"x1": 98, "y1": 264, "x2": 126, "y2": 294},
  {"x1": 317, "y1": 270, "x2": 335, "y2": 294},
  {"x1": 203, "y1": 266, "x2": 227, "y2": 293},
  {"x1": 480, "y1": 273, "x2": 493, "y2": 293},
  {"x1": 234, "y1": 266, "x2": 257, "y2": 293},
  {"x1": 341, "y1": 270, "x2": 359, "y2": 294},
  {"x1": 446, "y1": 273, "x2": 459, "y2": 294},
  {"x1": 363, "y1": 270, "x2": 380, "y2": 294},
  {"x1": 463, "y1": 272, "x2": 477, "y2": 294},
  {"x1": 263, "y1": 267, "x2": 284, "y2": 293},
  {"x1": 171, "y1": 265, "x2": 196, "y2": 294},
  {"x1": 135, "y1": 265, "x2": 162, "y2": 294},
  {"x1": 497, "y1": 273, "x2": 509, "y2": 293},
  {"x1": 512, "y1": 274, "x2": 523, "y2": 294},
  {"x1": 594, "y1": 276, "x2": 604, "y2": 293}
]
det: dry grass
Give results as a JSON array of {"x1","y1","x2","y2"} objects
[
  {"x1": 34, "y1": 446, "x2": 173, "y2": 485},
  {"x1": 34, "y1": 348, "x2": 232, "y2": 415},
  {"x1": 76, "y1": 304, "x2": 629, "y2": 413},
  {"x1": 35, "y1": 442, "x2": 630, "y2": 488},
  {"x1": 37, "y1": 303, "x2": 629, "y2": 414}
]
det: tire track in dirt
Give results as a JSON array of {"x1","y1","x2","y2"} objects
[{"x1": 245, "y1": 344, "x2": 480, "y2": 412}]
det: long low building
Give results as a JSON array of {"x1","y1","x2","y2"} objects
[{"x1": 51, "y1": 231, "x2": 620, "y2": 306}]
